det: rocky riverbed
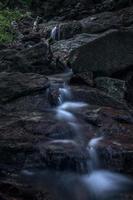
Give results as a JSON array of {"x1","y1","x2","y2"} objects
[{"x1": 0, "y1": 1, "x2": 133, "y2": 200}]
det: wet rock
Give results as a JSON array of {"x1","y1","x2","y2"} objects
[
  {"x1": 101, "y1": 0, "x2": 132, "y2": 11},
  {"x1": 2, "y1": 92, "x2": 50, "y2": 112},
  {"x1": 126, "y1": 76, "x2": 133, "y2": 106},
  {"x1": 80, "y1": 6, "x2": 133, "y2": 33},
  {"x1": 31, "y1": 0, "x2": 96, "y2": 20},
  {"x1": 70, "y1": 72, "x2": 94, "y2": 86},
  {"x1": 0, "y1": 42, "x2": 64, "y2": 75},
  {"x1": 47, "y1": 85, "x2": 61, "y2": 106},
  {"x1": 95, "y1": 77, "x2": 127, "y2": 101},
  {"x1": 80, "y1": 11, "x2": 120, "y2": 33},
  {"x1": 39, "y1": 140, "x2": 89, "y2": 173},
  {"x1": 60, "y1": 21, "x2": 82, "y2": 40},
  {"x1": 84, "y1": 107, "x2": 133, "y2": 175},
  {"x1": 15, "y1": 6, "x2": 133, "y2": 47},
  {"x1": 52, "y1": 30, "x2": 133, "y2": 76},
  {"x1": 99, "y1": 140, "x2": 133, "y2": 175},
  {"x1": 72, "y1": 85, "x2": 128, "y2": 109},
  {"x1": 40, "y1": 20, "x2": 82, "y2": 40},
  {"x1": 0, "y1": 109, "x2": 90, "y2": 177},
  {"x1": 0, "y1": 111, "x2": 54, "y2": 175},
  {"x1": 21, "y1": 32, "x2": 42, "y2": 45},
  {"x1": 0, "y1": 72, "x2": 49, "y2": 104},
  {"x1": 31, "y1": 0, "x2": 133, "y2": 20}
]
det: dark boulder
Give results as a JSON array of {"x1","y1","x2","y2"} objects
[
  {"x1": 52, "y1": 30, "x2": 133, "y2": 76},
  {"x1": 0, "y1": 72, "x2": 49, "y2": 103},
  {"x1": 0, "y1": 42, "x2": 64, "y2": 75},
  {"x1": 70, "y1": 71, "x2": 94, "y2": 86}
]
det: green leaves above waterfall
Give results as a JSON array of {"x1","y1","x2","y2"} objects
[{"x1": 0, "y1": 10, "x2": 23, "y2": 43}]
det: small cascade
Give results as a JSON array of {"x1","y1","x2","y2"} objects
[
  {"x1": 50, "y1": 25, "x2": 60, "y2": 41},
  {"x1": 54, "y1": 72, "x2": 88, "y2": 147},
  {"x1": 87, "y1": 137, "x2": 103, "y2": 170},
  {"x1": 21, "y1": 68, "x2": 133, "y2": 200},
  {"x1": 56, "y1": 109, "x2": 76, "y2": 122},
  {"x1": 84, "y1": 127, "x2": 133, "y2": 199},
  {"x1": 50, "y1": 68, "x2": 133, "y2": 199}
]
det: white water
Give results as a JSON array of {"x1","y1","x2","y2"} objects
[
  {"x1": 48, "y1": 139, "x2": 78, "y2": 145},
  {"x1": 22, "y1": 68, "x2": 132, "y2": 200},
  {"x1": 82, "y1": 170, "x2": 132, "y2": 199},
  {"x1": 59, "y1": 88, "x2": 71, "y2": 99},
  {"x1": 51, "y1": 25, "x2": 60, "y2": 40},
  {"x1": 53, "y1": 68, "x2": 133, "y2": 199},
  {"x1": 87, "y1": 137, "x2": 103, "y2": 170},
  {"x1": 56, "y1": 109, "x2": 76, "y2": 122},
  {"x1": 89, "y1": 137, "x2": 103, "y2": 148},
  {"x1": 58, "y1": 102, "x2": 88, "y2": 111}
]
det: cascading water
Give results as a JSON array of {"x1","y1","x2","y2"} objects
[
  {"x1": 21, "y1": 68, "x2": 133, "y2": 200},
  {"x1": 87, "y1": 137, "x2": 104, "y2": 170},
  {"x1": 50, "y1": 25, "x2": 60, "y2": 41},
  {"x1": 52, "y1": 68, "x2": 133, "y2": 199}
]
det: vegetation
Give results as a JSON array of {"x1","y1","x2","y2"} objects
[
  {"x1": 0, "y1": 9, "x2": 25, "y2": 43},
  {"x1": 0, "y1": 0, "x2": 32, "y2": 43}
]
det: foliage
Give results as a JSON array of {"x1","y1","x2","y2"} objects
[
  {"x1": 21, "y1": 0, "x2": 32, "y2": 5},
  {"x1": 0, "y1": 9, "x2": 24, "y2": 43}
]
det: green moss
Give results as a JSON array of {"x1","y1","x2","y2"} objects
[{"x1": 0, "y1": 10, "x2": 24, "y2": 43}]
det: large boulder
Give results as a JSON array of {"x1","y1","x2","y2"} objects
[
  {"x1": 0, "y1": 42, "x2": 64, "y2": 75},
  {"x1": 0, "y1": 72, "x2": 49, "y2": 104},
  {"x1": 52, "y1": 30, "x2": 133, "y2": 76}
]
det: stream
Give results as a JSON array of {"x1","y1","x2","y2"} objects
[{"x1": 21, "y1": 68, "x2": 133, "y2": 200}]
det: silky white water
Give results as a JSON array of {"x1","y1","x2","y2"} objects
[
  {"x1": 53, "y1": 68, "x2": 133, "y2": 199},
  {"x1": 21, "y1": 68, "x2": 133, "y2": 200}
]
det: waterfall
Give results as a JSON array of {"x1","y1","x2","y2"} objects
[
  {"x1": 21, "y1": 68, "x2": 133, "y2": 200},
  {"x1": 87, "y1": 137, "x2": 103, "y2": 170},
  {"x1": 51, "y1": 25, "x2": 60, "y2": 41},
  {"x1": 82, "y1": 170, "x2": 133, "y2": 199},
  {"x1": 52, "y1": 68, "x2": 133, "y2": 199},
  {"x1": 53, "y1": 69, "x2": 89, "y2": 147}
]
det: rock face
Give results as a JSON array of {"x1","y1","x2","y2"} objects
[{"x1": 52, "y1": 30, "x2": 133, "y2": 75}]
